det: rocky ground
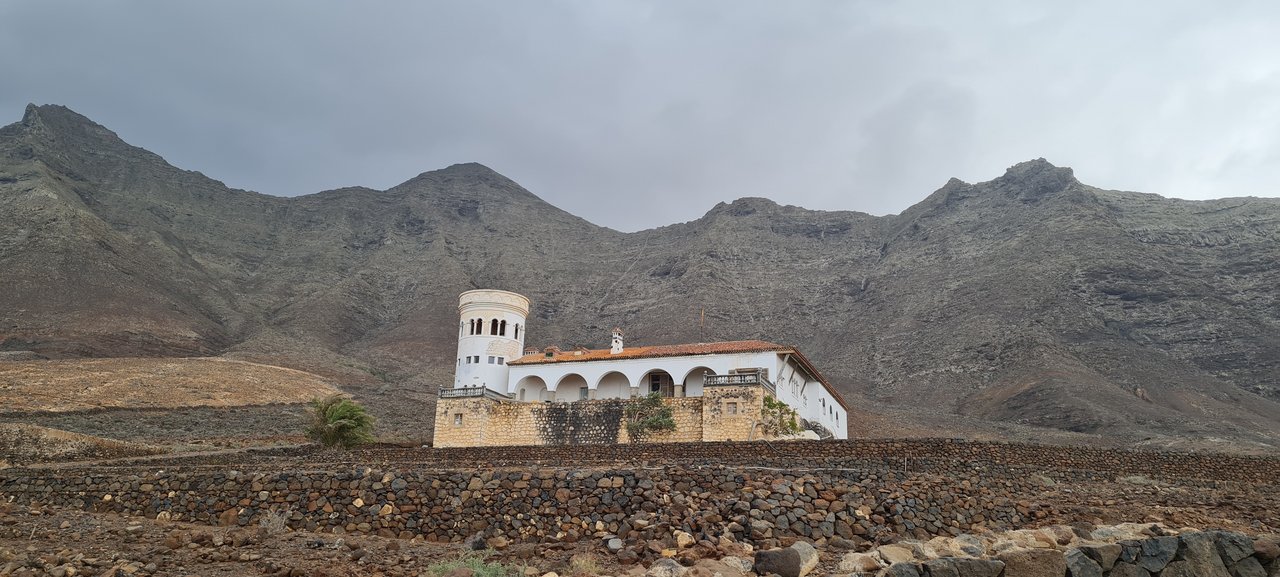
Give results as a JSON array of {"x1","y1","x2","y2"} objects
[{"x1": 1, "y1": 502, "x2": 1278, "y2": 577}]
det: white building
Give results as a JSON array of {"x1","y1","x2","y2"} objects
[{"x1": 449, "y1": 289, "x2": 849, "y2": 439}]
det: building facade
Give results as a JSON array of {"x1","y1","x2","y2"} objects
[{"x1": 435, "y1": 290, "x2": 850, "y2": 447}]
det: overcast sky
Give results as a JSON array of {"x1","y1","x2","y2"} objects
[{"x1": 3, "y1": 2, "x2": 1278, "y2": 231}]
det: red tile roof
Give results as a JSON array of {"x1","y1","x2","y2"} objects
[{"x1": 508, "y1": 339, "x2": 849, "y2": 410}]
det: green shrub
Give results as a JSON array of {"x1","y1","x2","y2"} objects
[
  {"x1": 760, "y1": 395, "x2": 800, "y2": 436},
  {"x1": 305, "y1": 394, "x2": 375, "y2": 448},
  {"x1": 427, "y1": 550, "x2": 521, "y2": 577},
  {"x1": 624, "y1": 392, "x2": 676, "y2": 442}
]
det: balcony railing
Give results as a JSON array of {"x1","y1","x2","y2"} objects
[
  {"x1": 439, "y1": 386, "x2": 511, "y2": 400},
  {"x1": 704, "y1": 370, "x2": 776, "y2": 396}
]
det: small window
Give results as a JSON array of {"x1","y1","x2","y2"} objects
[
  {"x1": 490, "y1": 319, "x2": 499, "y2": 335},
  {"x1": 500, "y1": 320, "x2": 507, "y2": 336},
  {"x1": 514, "y1": 325, "x2": 520, "y2": 340},
  {"x1": 453, "y1": 413, "x2": 463, "y2": 426},
  {"x1": 497, "y1": 357, "x2": 505, "y2": 365},
  {"x1": 488, "y1": 356, "x2": 496, "y2": 364},
  {"x1": 726, "y1": 402, "x2": 738, "y2": 415}
]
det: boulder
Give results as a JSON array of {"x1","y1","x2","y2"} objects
[
  {"x1": 883, "y1": 562, "x2": 922, "y2": 577},
  {"x1": 920, "y1": 557, "x2": 1003, "y2": 577},
  {"x1": 878, "y1": 544, "x2": 918, "y2": 565},
  {"x1": 1138, "y1": 536, "x2": 1179, "y2": 572},
  {"x1": 790, "y1": 541, "x2": 818, "y2": 577},
  {"x1": 1175, "y1": 532, "x2": 1230, "y2": 577},
  {"x1": 646, "y1": 558, "x2": 687, "y2": 577},
  {"x1": 754, "y1": 547, "x2": 802, "y2": 577},
  {"x1": 1251, "y1": 537, "x2": 1280, "y2": 563},
  {"x1": 1217, "y1": 532, "x2": 1258, "y2": 564},
  {"x1": 1106, "y1": 563, "x2": 1152, "y2": 577},
  {"x1": 1227, "y1": 557, "x2": 1267, "y2": 577},
  {"x1": 838, "y1": 552, "x2": 883, "y2": 573},
  {"x1": 1076, "y1": 543, "x2": 1122, "y2": 570},
  {"x1": 997, "y1": 548, "x2": 1067, "y2": 577},
  {"x1": 1065, "y1": 548, "x2": 1103, "y2": 577}
]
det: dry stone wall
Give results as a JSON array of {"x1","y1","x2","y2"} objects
[{"x1": 1, "y1": 464, "x2": 1057, "y2": 544}]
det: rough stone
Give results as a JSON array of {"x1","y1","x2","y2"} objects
[
  {"x1": 997, "y1": 548, "x2": 1067, "y2": 577},
  {"x1": 647, "y1": 558, "x2": 687, "y2": 577},
  {"x1": 1138, "y1": 536, "x2": 1179, "y2": 572},
  {"x1": 1065, "y1": 548, "x2": 1103, "y2": 577},
  {"x1": 1217, "y1": 532, "x2": 1258, "y2": 564},
  {"x1": 1077, "y1": 543, "x2": 1122, "y2": 570},
  {"x1": 838, "y1": 552, "x2": 883, "y2": 573},
  {"x1": 1228, "y1": 557, "x2": 1267, "y2": 577}
]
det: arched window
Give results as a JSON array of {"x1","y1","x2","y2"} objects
[
  {"x1": 500, "y1": 320, "x2": 507, "y2": 336},
  {"x1": 514, "y1": 324, "x2": 521, "y2": 340},
  {"x1": 490, "y1": 319, "x2": 499, "y2": 335}
]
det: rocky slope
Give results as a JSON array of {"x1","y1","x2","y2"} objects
[{"x1": 1, "y1": 104, "x2": 1278, "y2": 450}]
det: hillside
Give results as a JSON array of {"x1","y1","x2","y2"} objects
[
  {"x1": 2, "y1": 104, "x2": 1279, "y2": 451},
  {"x1": 0, "y1": 357, "x2": 338, "y2": 412}
]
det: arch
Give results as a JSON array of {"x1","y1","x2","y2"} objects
[
  {"x1": 680, "y1": 366, "x2": 717, "y2": 397},
  {"x1": 490, "y1": 318, "x2": 499, "y2": 335},
  {"x1": 554, "y1": 374, "x2": 589, "y2": 402},
  {"x1": 640, "y1": 369, "x2": 675, "y2": 398},
  {"x1": 514, "y1": 375, "x2": 548, "y2": 402},
  {"x1": 500, "y1": 320, "x2": 508, "y2": 336},
  {"x1": 595, "y1": 371, "x2": 631, "y2": 400}
]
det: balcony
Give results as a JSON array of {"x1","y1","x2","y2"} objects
[
  {"x1": 704, "y1": 370, "x2": 776, "y2": 397},
  {"x1": 439, "y1": 386, "x2": 511, "y2": 400}
]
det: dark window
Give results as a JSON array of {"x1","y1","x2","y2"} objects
[
  {"x1": 497, "y1": 357, "x2": 505, "y2": 365},
  {"x1": 488, "y1": 356, "x2": 496, "y2": 364},
  {"x1": 500, "y1": 320, "x2": 507, "y2": 336},
  {"x1": 514, "y1": 324, "x2": 520, "y2": 340},
  {"x1": 491, "y1": 319, "x2": 499, "y2": 335}
]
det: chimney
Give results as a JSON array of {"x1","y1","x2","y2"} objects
[{"x1": 610, "y1": 328, "x2": 624, "y2": 354}]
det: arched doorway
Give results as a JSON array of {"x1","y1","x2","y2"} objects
[
  {"x1": 554, "y1": 374, "x2": 589, "y2": 402},
  {"x1": 641, "y1": 369, "x2": 675, "y2": 397},
  {"x1": 681, "y1": 366, "x2": 716, "y2": 397},
  {"x1": 514, "y1": 375, "x2": 548, "y2": 402},
  {"x1": 596, "y1": 371, "x2": 631, "y2": 400}
]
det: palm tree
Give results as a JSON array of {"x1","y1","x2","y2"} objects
[{"x1": 305, "y1": 394, "x2": 376, "y2": 448}]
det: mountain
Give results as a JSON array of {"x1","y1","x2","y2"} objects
[{"x1": 2, "y1": 104, "x2": 1279, "y2": 451}]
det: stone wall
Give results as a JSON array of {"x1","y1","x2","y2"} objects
[
  {"x1": 433, "y1": 385, "x2": 766, "y2": 447},
  {"x1": 2, "y1": 439, "x2": 1277, "y2": 547},
  {"x1": 1, "y1": 464, "x2": 1051, "y2": 544}
]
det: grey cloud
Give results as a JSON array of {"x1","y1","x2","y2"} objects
[{"x1": 2, "y1": 0, "x2": 1277, "y2": 231}]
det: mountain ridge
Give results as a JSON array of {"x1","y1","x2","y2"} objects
[{"x1": 3, "y1": 104, "x2": 1279, "y2": 452}]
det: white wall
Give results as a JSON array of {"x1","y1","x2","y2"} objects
[
  {"x1": 454, "y1": 290, "x2": 528, "y2": 391},
  {"x1": 502, "y1": 348, "x2": 848, "y2": 439}
]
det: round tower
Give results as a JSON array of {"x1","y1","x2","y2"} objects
[{"x1": 454, "y1": 289, "x2": 530, "y2": 392}]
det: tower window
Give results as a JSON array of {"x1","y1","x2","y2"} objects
[
  {"x1": 454, "y1": 413, "x2": 463, "y2": 426},
  {"x1": 490, "y1": 319, "x2": 499, "y2": 335},
  {"x1": 500, "y1": 320, "x2": 507, "y2": 336},
  {"x1": 726, "y1": 402, "x2": 739, "y2": 415},
  {"x1": 514, "y1": 325, "x2": 520, "y2": 340}
]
